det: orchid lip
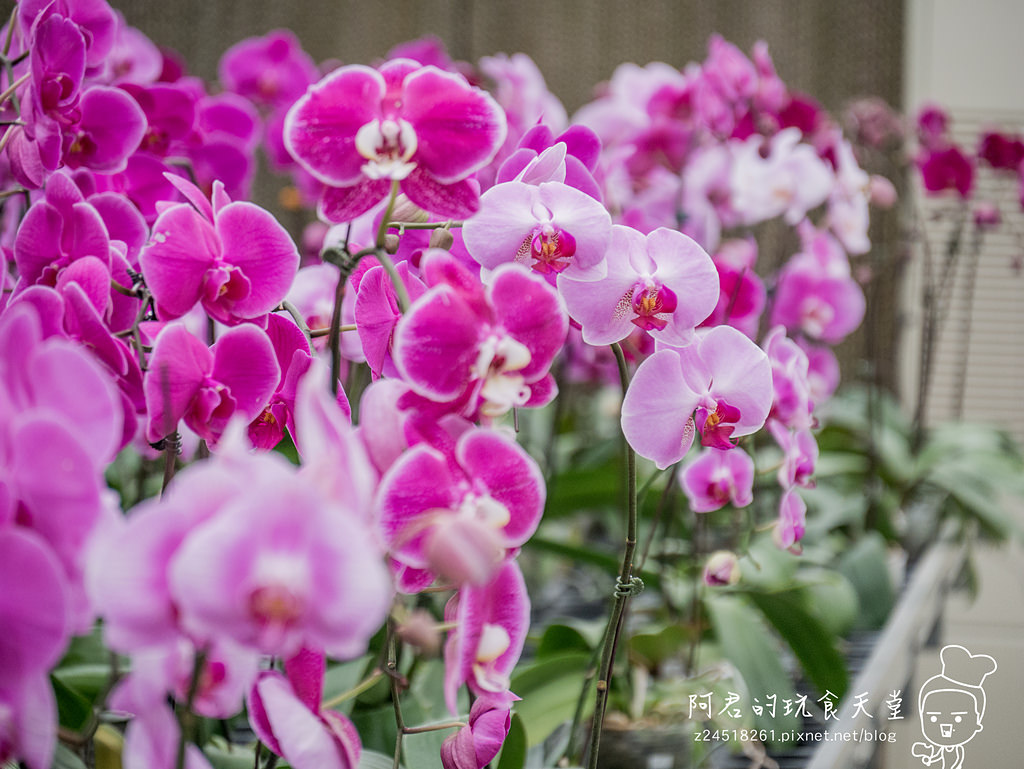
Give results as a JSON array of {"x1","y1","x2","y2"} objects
[{"x1": 355, "y1": 118, "x2": 418, "y2": 180}]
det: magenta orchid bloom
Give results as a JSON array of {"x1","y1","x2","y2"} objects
[
  {"x1": 247, "y1": 313, "x2": 313, "y2": 450},
  {"x1": 0, "y1": 528, "x2": 69, "y2": 769},
  {"x1": 769, "y1": 233, "x2": 865, "y2": 345},
  {"x1": 559, "y1": 225, "x2": 719, "y2": 347},
  {"x1": 353, "y1": 257, "x2": 427, "y2": 379},
  {"x1": 143, "y1": 322, "x2": 280, "y2": 445},
  {"x1": 774, "y1": 489, "x2": 807, "y2": 552},
  {"x1": 443, "y1": 560, "x2": 529, "y2": 714},
  {"x1": 441, "y1": 690, "x2": 518, "y2": 769},
  {"x1": 219, "y1": 29, "x2": 319, "y2": 110},
  {"x1": 393, "y1": 251, "x2": 568, "y2": 420},
  {"x1": 495, "y1": 124, "x2": 603, "y2": 200},
  {"x1": 378, "y1": 426, "x2": 544, "y2": 589},
  {"x1": 13, "y1": 169, "x2": 111, "y2": 288},
  {"x1": 248, "y1": 648, "x2": 362, "y2": 769},
  {"x1": 763, "y1": 326, "x2": 814, "y2": 431},
  {"x1": 463, "y1": 178, "x2": 611, "y2": 282},
  {"x1": 768, "y1": 420, "x2": 818, "y2": 491},
  {"x1": 700, "y1": 237, "x2": 766, "y2": 338},
  {"x1": 284, "y1": 58, "x2": 506, "y2": 221},
  {"x1": 139, "y1": 177, "x2": 299, "y2": 324},
  {"x1": 621, "y1": 325, "x2": 772, "y2": 469},
  {"x1": 167, "y1": 449, "x2": 392, "y2": 659},
  {"x1": 679, "y1": 447, "x2": 755, "y2": 513}
]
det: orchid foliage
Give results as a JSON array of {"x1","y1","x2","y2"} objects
[{"x1": 1, "y1": 4, "x2": 892, "y2": 768}]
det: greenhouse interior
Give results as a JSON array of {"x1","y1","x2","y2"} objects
[{"x1": 1, "y1": 1, "x2": 1022, "y2": 768}]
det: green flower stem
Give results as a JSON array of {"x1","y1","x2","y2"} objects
[
  {"x1": 320, "y1": 669, "x2": 385, "y2": 710},
  {"x1": 585, "y1": 342, "x2": 639, "y2": 769},
  {"x1": 387, "y1": 220, "x2": 464, "y2": 230},
  {"x1": 374, "y1": 249, "x2": 411, "y2": 314},
  {"x1": 387, "y1": 619, "x2": 407, "y2": 769},
  {"x1": 375, "y1": 181, "x2": 401, "y2": 249},
  {"x1": 279, "y1": 300, "x2": 312, "y2": 352},
  {"x1": 402, "y1": 721, "x2": 467, "y2": 735},
  {"x1": 176, "y1": 649, "x2": 207, "y2": 769},
  {"x1": 0, "y1": 71, "x2": 28, "y2": 108}
]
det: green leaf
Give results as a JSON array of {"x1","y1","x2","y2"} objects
[
  {"x1": 509, "y1": 652, "x2": 592, "y2": 747},
  {"x1": 704, "y1": 594, "x2": 801, "y2": 737},
  {"x1": 51, "y1": 744, "x2": 88, "y2": 769},
  {"x1": 52, "y1": 664, "x2": 112, "y2": 704},
  {"x1": 797, "y1": 568, "x2": 860, "y2": 637},
  {"x1": 496, "y1": 713, "x2": 527, "y2": 769},
  {"x1": 203, "y1": 744, "x2": 256, "y2": 769},
  {"x1": 837, "y1": 532, "x2": 895, "y2": 629},
  {"x1": 746, "y1": 590, "x2": 848, "y2": 700},
  {"x1": 358, "y1": 750, "x2": 400, "y2": 769},
  {"x1": 536, "y1": 624, "x2": 592, "y2": 658},
  {"x1": 628, "y1": 624, "x2": 691, "y2": 670},
  {"x1": 51, "y1": 674, "x2": 91, "y2": 732}
]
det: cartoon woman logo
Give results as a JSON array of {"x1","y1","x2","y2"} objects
[{"x1": 912, "y1": 644, "x2": 997, "y2": 769}]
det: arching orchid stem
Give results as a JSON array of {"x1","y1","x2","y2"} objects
[
  {"x1": 0, "y1": 72, "x2": 29, "y2": 108},
  {"x1": 175, "y1": 648, "x2": 207, "y2": 769},
  {"x1": 387, "y1": 617, "x2": 408, "y2": 769},
  {"x1": 278, "y1": 300, "x2": 313, "y2": 351},
  {"x1": 375, "y1": 180, "x2": 401, "y2": 250},
  {"x1": 310, "y1": 324, "x2": 356, "y2": 338},
  {"x1": 387, "y1": 220, "x2": 464, "y2": 230},
  {"x1": 0, "y1": 121, "x2": 18, "y2": 155},
  {"x1": 374, "y1": 248, "x2": 411, "y2": 314},
  {"x1": 402, "y1": 721, "x2": 467, "y2": 735},
  {"x1": 2, "y1": 5, "x2": 17, "y2": 57},
  {"x1": 110, "y1": 279, "x2": 137, "y2": 298},
  {"x1": 327, "y1": 259, "x2": 347, "y2": 397},
  {"x1": 320, "y1": 669, "x2": 385, "y2": 710},
  {"x1": 162, "y1": 432, "x2": 180, "y2": 494},
  {"x1": 586, "y1": 342, "x2": 640, "y2": 769}
]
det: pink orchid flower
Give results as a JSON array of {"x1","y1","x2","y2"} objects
[
  {"x1": 763, "y1": 326, "x2": 815, "y2": 431},
  {"x1": 700, "y1": 237, "x2": 765, "y2": 338},
  {"x1": 463, "y1": 177, "x2": 611, "y2": 282},
  {"x1": 377, "y1": 425, "x2": 544, "y2": 589},
  {"x1": 621, "y1": 325, "x2": 772, "y2": 469},
  {"x1": 0, "y1": 528, "x2": 69, "y2": 769},
  {"x1": 284, "y1": 58, "x2": 506, "y2": 222},
  {"x1": 679, "y1": 447, "x2": 755, "y2": 513},
  {"x1": 441, "y1": 690, "x2": 518, "y2": 769},
  {"x1": 443, "y1": 560, "x2": 529, "y2": 714},
  {"x1": 139, "y1": 177, "x2": 299, "y2": 324},
  {"x1": 248, "y1": 648, "x2": 362, "y2": 769},
  {"x1": 558, "y1": 225, "x2": 719, "y2": 347},
  {"x1": 774, "y1": 489, "x2": 807, "y2": 553},
  {"x1": 143, "y1": 322, "x2": 280, "y2": 445},
  {"x1": 167, "y1": 448, "x2": 392, "y2": 659},
  {"x1": 393, "y1": 250, "x2": 567, "y2": 420}
]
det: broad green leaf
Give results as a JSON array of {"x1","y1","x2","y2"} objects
[
  {"x1": 496, "y1": 713, "x2": 527, "y2": 769},
  {"x1": 746, "y1": 589, "x2": 848, "y2": 699},
  {"x1": 837, "y1": 532, "x2": 895, "y2": 629},
  {"x1": 704, "y1": 594, "x2": 801, "y2": 738},
  {"x1": 321, "y1": 654, "x2": 376, "y2": 715},
  {"x1": 536, "y1": 623, "x2": 592, "y2": 658},
  {"x1": 203, "y1": 744, "x2": 256, "y2": 769},
  {"x1": 52, "y1": 744, "x2": 87, "y2": 769},
  {"x1": 797, "y1": 568, "x2": 860, "y2": 637},
  {"x1": 52, "y1": 664, "x2": 111, "y2": 704},
  {"x1": 628, "y1": 624, "x2": 691, "y2": 670},
  {"x1": 51, "y1": 674, "x2": 91, "y2": 732},
  {"x1": 509, "y1": 652, "x2": 592, "y2": 747},
  {"x1": 358, "y1": 750, "x2": 400, "y2": 769}
]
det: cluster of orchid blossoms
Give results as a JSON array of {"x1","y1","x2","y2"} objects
[{"x1": 1, "y1": 3, "x2": 881, "y2": 768}]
